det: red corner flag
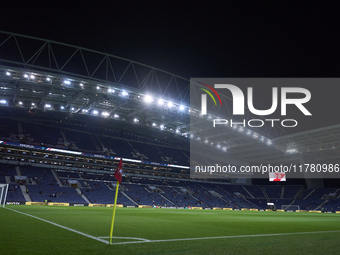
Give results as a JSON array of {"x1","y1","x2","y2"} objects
[{"x1": 114, "y1": 159, "x2": 123, "y2": 184}]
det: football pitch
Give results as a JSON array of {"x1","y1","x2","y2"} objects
[{"x1": 1, "y1": 205, "x2": 340, "y2": 255}]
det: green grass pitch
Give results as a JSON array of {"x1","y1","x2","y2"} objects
[{"x1": 1, "y1": 205, "x2": 340, "y2": 255}]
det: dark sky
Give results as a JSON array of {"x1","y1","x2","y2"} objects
[{"x1": 1, "y1": 1, "x2": 339, "y2": 79}]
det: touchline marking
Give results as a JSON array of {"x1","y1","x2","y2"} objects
[
  {"x1": 5, "y1": 207, "x2": 109, "y2": 245},
  {"x1": 98, "y1": 236, "x2": 151, "y2": 241},
  {"x1": 109, "y1": 230, "x2": 340, "y2": 245}
]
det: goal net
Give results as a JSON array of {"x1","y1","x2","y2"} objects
[
  {"x1": 0, "y1": 184, "x2": 9, "y2": 207},
  {"x1": 282, "y1": 204, "x2": 300, "y2": 211}
]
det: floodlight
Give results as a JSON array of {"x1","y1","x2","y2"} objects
[
  {"x1": 144, "y1": 95, "x2": 153, "y2": 103},
  {"x1": 158, "y1": 99, "x2": 164, "y2": 105},
  {"x1": 286, "y1": 148, "x2": 298, "y2": 154}
]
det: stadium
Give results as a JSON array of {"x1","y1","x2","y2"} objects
[{"x1": 1, "y1": 31, "x2": 340, "y2": 255}]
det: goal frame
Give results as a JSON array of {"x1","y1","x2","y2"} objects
[
  {"x1": 282, "y1": 204, "x2": 300, "y2": 211},
  {"x1": 0, "y1": 184, "x2": 9, "y2": 207}
]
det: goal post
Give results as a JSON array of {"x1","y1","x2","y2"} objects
[
  {"x1": 282, "y1": 204, "x2": 300, "y2": 211},
  {"x1": 0, "y1": 184, "x2": 9, "y2": 207}
]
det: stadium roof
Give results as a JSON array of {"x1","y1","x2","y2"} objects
[{"x1": 0, "y1": 31, "x2": 339, "y2": 166}]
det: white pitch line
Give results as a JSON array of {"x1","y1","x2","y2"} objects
[
  {"x1": 98, "y1": 236, "x2": 151, "y2": 241},
  {"x1": 109, "y1": 230, "x2": 340, "y2": 245},
  {"x1": 5, "y1": 207, "x2": 109, "y2": 245}
]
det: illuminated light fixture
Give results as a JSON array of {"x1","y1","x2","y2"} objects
[
  {"x1": 92, "y1": 110, "x2": 98, "y2": 115},
  {"x1": 108, "y1": 88, "x2": 114, "y2": 93},
  {"x1": 18, "y1": 101, "x2": 23, "y2": 105},
  {"x1": 232, "y1": 125, "x2": 237, "y2": 129},
  {"x1": 6, "y1": 72, "x2": 10, "y2": 76},
  {"x1": 46, "y1": 77, "x2": 51, "y2": 81},
  {"x1": 217, "y1": 144, "x2": 221, "y2": 149},
  {"x1": 167, "y1": 101, "x2": 173, "y2": 108},
  {"x1": 260, "y1": 136, "x2": 265, "y2": 141},
  {"x1": 82, "y1": 109, "x2": 88, "y2": 113},
  {"x1": 31, "y1": 103, "x2": 35, "y2": 106},
  {"x1": 0, "y1": 99, "x2": 7, "y2": 104},
  {"x1": 190, "y1": 134, "x2": 194, "y2": 138},
  {"x1": 179, "y1": 105, "x2": 185, "y2": 111},
  {"x1": 102, "y1": 112, "x2": 110, "y2": 117},
  {"x1": 144, "y1": 95, "x2": 153, "y2": 103},
  {"x1": 176, "y1": 129, "x2": 180, "y2": 134},
  {"x1": 222, "y1": 146, "x2": 227, "y2": 152},
  {"x1": 60, "y1": 106, "x2": 65, "y2": 110},
  {"x1": 160, "y1": 124, "x2": 165, "y2": 130},
  {"x1": 158, "y1": 99, "x2": 164, "y2": 105},
  {"x1": 114, "y1": 114, "x2": 119, "y2": 118},
  {"x1": 96, "y1": 86, "x2": 100, "y2": 90},
  {"x1": 267, "y1": 140, "x2": 272, "y2": 145},
  {"x1": 152, "y1": 123, "x2": 157, "y2": 127},
  {"x1": 71, "y1": 107, "x2": 75, "y2": 111},
  {"x1": 64, "y1": 80, "x2": 71, "y2": 85},
  {"x1": 246, "y1": 130, "x2": 252, "y2": 135},
  {"x1": 133, "y1": 118, "x2": 139, "y2": 123},
  {"x1": 24, "y1": 74, "x2": 28, "y2": 78},
  {"x1": 30, "y1": 75, "x2": 35, "y2": 79},
  {"x1": 253, "y1": 133, "x2": 259, "y2": 139},
  {"x1": 286, "y1": 148, "x2": 298, "y2": 154},
  {"x1": 204, "y1": 139, "x2": 209, "y2": 144},
  {"x1": 238, "y1": 127, "x2": 244, "y2": 132},
  {"x1": 45, "y1": 104, "x2": 51, "y2": 109},
  {"x1": 121, "y1": 91, "x2": 128, "y2": 96},
  {"x1": 80, "y1": 83, "x2": 84, "y2": 87}
]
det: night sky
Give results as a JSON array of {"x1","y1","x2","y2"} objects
[{"x1": 1, "y1": 1, "x2": 339, "y2": 79}]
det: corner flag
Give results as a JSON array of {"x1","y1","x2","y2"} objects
[
  {"x1": 114, "y1": 159, "x2": 123, "y2": 184},
  {"x1": 109, "y1": 159, "x2": 123, "y2": 244}
]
